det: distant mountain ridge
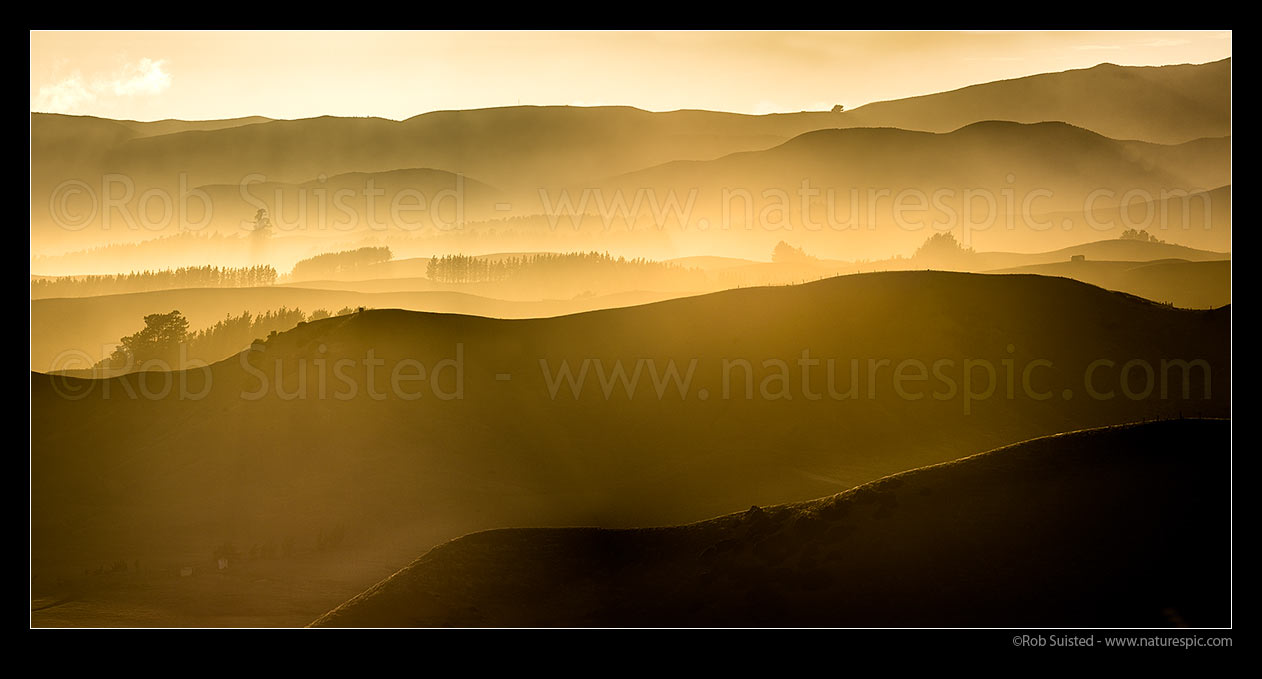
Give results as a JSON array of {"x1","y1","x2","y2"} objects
[
  {"x1": 837, "y1": 59, "x2": 1230, "y2": 144},
  {"x1": 31, "y1": 120, "x2": 1230, "y2": 259},
  {"x1": 31, "y1": 59, "x2": 1231, "y2": 254},
  {"x1": 603, "y1": 121, "x2": 1228, "y2": 258}
]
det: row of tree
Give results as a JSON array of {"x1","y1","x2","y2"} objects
[
  {"x1": 183, "y1": 308, "x2": 312, "y2": 363},
  {"x1": 96, "y1": 306, "x2": 360, "y2": 370},
  {"x1": 425, "y1": 251, "x2": 697, "y2": 284},
  {"x1": 32, "y1": 265, "x2": 278, "y2": 298},
  {"x1": 290, "y1": 246, "x2": 392, "y2": 280},
  {"x1": 1119, "y1": 228, "x2": 1167, "y2": 243}
]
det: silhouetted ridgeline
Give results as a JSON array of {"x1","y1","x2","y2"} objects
[
  {"x1": 31, "y1": 60, "x2": 1231, "y2": 258},
  {"x1": 311, "y1": 419, "x2": 1230, "y2": 627},
  {"x1": 989, "y1": 259, "x2": 1230, "y2": 310},
  {"x1": 605, "y1": 121, "x2": 1229, "y2": 259},
  {"x1": 27, "y1": 53, "x2": 1233, "y2": 629},
  {"x1": 32, "y1": 272, "x2": 1230, "y2": 624}
]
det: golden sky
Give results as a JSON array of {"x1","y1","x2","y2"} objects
[{"x1": 30, "y1": 30, "x2": 1230, "y2": 121}]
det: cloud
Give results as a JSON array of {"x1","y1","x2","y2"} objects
[
  {"x1": 32, "y1": 58, "x2": 171, "y2": 113},
  {"x1": 33, "y1": 73, "x2": 93, "y2": 112},
  {"x1": 105, "y1": 58, "x2": 171, "y2": 96}
]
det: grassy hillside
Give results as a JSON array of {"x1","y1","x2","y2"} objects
[
  {"x1": 311, "y1": 419, "x2": 1230, "y2": 627},
  {"x1": 31, "y1": 272, "x2": 1229, "y2": 625}
]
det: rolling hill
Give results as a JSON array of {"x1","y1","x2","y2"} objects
[
  {"x1": 969, "y1": 237, "x2": 1229, "y2": 268},
  {"x1": 29, "y1": 286, "x2": 698, "y2": 372},
  {"x1": 311, "y1": 419, "x2": 1230, "y2": 627},
  {"x1": 116, "y1": 116, "x2": 276, "y2": 138},
  {"x1": 836, "y1": 59, "x2": 1230, "y2": 144},
  {"x1": 30, "y1": 238, "x2": 1230, "y2": 372},
  {"x1": 31, "y1": 59, "x2": 1231, "y2": 256},
  {"x1": 603, "y1": 121, "x2": 1229, "y2": 259},
  {"x1": 986, "y1": 259, "x2": 1229, "y2": 309},
  {"x1": 693, "y1": 239, "x2": 1231, "y2": 288},
  {"x1": 193, "y1": 167, "x2": 507, "y2": 233},
  {"x1": 31, "y1": 272, "x2": 1229, "y2": 625},
  {"x1": 32, "y1": 59, "x2": 1229, "y2": 189},
  {"x1": 1036, "y1": 185, "x2": 1230, "y2": 253}
]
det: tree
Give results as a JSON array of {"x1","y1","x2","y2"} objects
[
  {"x1": 831, "y1": 104, "x2": 845, "y2": 113},
  {"x1": 180, "y1": 307, "x2": 307, "y2": 364},
  {"x1": 913, "y1": 231, "x2": 975, "y2": 265},
  {"x1": 106, "y1": 310, "x2": 189, "y2": 368},
  {"x1": 31, "y1": 265, "x2": 276, "y2": 297},
  {"x1": 291, "y1": 246, "x2": 392, "y2": 280},
  {"x1": 251, "y1": 208, "x2": 272, "y2": 238},
  {"x1": 772, "y1": 240, "x2": 817, "y2": 264},
  {"x1": 1120, "y1": 228, "x2": 1165, "y2": 244}
]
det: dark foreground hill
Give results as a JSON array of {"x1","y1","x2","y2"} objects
[
  {"x1": 312, "y1": 419, "x2": 1231, "y2": 627},
  {"x1": 30, "y1": 272, "x2": 1230, "y2": 625}
]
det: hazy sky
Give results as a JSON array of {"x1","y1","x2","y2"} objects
[{"x1": 31, "y1": 30, "x2": 1231, "y2": 121}]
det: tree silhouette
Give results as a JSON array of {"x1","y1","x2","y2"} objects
[
  {"x1": 771, "y1": 240, "x2": 816, "y2": 264},
  {"x1": 181, "y1": 307, "x2": 307, "y2": 362},
  {"x1": 252, "y1": 208, "x2": 273, "y2": 238},
  {"x1": 31, "y1": 265, "x2": 277, "y2": 297},
  {"x1": 1120, "y1": 228, "x2": 1165, "y2": 244},
  {"x1": 291, "y1": 246, "x2": 391, "y2": 280},
  {"x1": 423, "y1": 251, "x2": 699, "y2": 285},
  {"x1": 913, "y1": 232, "x2": 975, "y2": 264},
  {"x1": 106, "y1": 310, "x2": 190, "y2": 368}
]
